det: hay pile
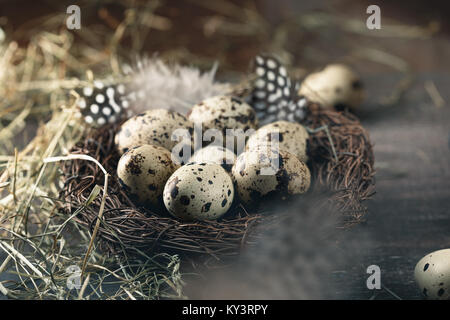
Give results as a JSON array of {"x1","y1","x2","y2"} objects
[{"x1": 0, "y1": 2, "x2": 189, "y2": 300}]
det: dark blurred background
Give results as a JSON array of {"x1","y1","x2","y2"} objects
[
  {"x1": 1, "y1": 0, "x2": 450, "y2": 72},
  {"x1": 1, "y1": 0, "x2": 449, "y2": 299}
]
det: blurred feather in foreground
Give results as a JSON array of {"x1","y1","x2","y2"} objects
[{"x1": 186, "y1": 192, "x2": 370, "y2": 299}]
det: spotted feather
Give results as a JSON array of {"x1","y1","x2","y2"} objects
[
  {"x1": 249, "y1": 54, "x2": 308, "y2": 125},
  {"x1": 75, "y1": 80, "x2": 136, "y2": 127}
]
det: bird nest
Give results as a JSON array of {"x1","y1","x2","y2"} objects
[{"x1": 58, "y1": 103, "x2": 375, "y2": 261}]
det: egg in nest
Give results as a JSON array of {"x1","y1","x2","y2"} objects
[
  {"x1": 246, "y1": 120, "x2": 309, "y2": 163},
  {"x1": 115, "y1": 109, "x2": 194, "y2": 156},
  {"x1": 187, "y1": 96, "x2": 258, "y2": 153},
  {"x1": 189, "y1": 145, "x2": 236, "y2": 172},
  {"x1": 117, "y1": 144, "x2": 179, "y2": 208},
  {"x1": 232, "y1": 146, "x2": 310, "y2": 207},
  {"x1": 163, "y1": 163, "x2": 234, "y2": 221}
]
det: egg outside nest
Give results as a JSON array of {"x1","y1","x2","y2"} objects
[
  {"x1": 299, "y1": 64, "x2": 365, "y2": 111},
  {"x1": 415, "y1": 248, "x2": 450, "y2": 300}
]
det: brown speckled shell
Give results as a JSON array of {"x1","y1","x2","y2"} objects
[
  {"x1": 232, "y1": 147, "x2": 310, "y2": 206},
  {"x1": 163, "y1": 163, "x2": 234, "y2": 221},
  {"x1": 117, "y1": 144, "x2": 180, "y2": 207},
  {"x1": 115, "y1": 109, "x2": 194, "y2": 155},
  {"x1": 188, "y1": 145, "x2": 236, "y2": 172},
  {"x1": 298, "y1": 64, "x2": 365, "y2": 110},
  {"x1": 187, "y1": 95, "x2": 258, "y2": 135},
  {"x1": 414, "y1": 249, "x2": 450, "y2": 300},
  {"x1": 246, "y1": 120, "x2": 309, "y2": 163}
]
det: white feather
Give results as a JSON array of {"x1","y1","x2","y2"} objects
[{"x1": 128, "y1": 58, "x2": 231, "y2": 115}]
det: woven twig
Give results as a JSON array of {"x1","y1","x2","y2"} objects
[{"x1": 304, "y1": 104, "x2": 375, "y2": 226}]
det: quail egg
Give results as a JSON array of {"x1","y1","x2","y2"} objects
[
  {"x1": 115, "y1": 109, "x2": 194, "y2": 155},
  {"x1": 163, "y1": 163, "x2": 234, "y2": 221},
  {"x1": 414, "y1": 248, "x2": 450, "y2": 300},
  {"x1": 189, "y1": 145, "x2": 236, "y2": 172},
  {"x1": 117, "y1": 144, "x2": 179, "y2": 208},
  {"x1": 187, "y1": 96, "x2": 258, "y2": 152},
  {"x1": 232, "y1": 146, "x2": 310, "y2": 206},
  {"x1": 298, "y1": 64, "x2": 364, "y2": 110},
  {"x1": 246, "y1": 121, "x2": 309, "y2": 163}
]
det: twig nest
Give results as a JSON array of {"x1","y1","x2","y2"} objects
[
  {"x1": 61, "y1": 101, "x2": 376, "y2": 258},
  {"x1": 414, "y1": 249, "x2": 450, "y2": 300},
  {"x1": 246, "y1": 120, "x2": 309, "y2": 163},
  {"x1": 163, "y1": 163, "x2": 234, "y2": 221},
  {"x1": 187, "y1": 96, "x2": 258, "y2": 150},
  {"x1": 231, "y1": 146, "x2": 310, "y2": 206},
  {"x1": 298, "y1": 64, "x2": 364, "y2": 110},
  {"x1": 117, "y1": 144, "x2": 180, "y2": 207},
  {"x1": 189, "y1": 145, "x2": 236, "y2": 172},
  {"x1": 115, "y1": 109, "x2": 193, "y2": 155}
]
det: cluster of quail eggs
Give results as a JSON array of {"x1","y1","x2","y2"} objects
[{"x1": 115, "y1": 95, "x2": 312, "y2": 221}]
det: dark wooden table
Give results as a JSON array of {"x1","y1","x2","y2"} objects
[{"x1": 330, "y1": 73, "x2": 450, "y2": 299}]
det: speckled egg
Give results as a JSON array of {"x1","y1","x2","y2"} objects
[
  {"x1": 163, "y1": 163, "x2": 234, "y2": 221},
  {"x1": 117, "y1": 144, "x2": 179, "y2": 208},
  {"x1": 298, "y1": 64, "x2": 364, "y2": 110},
  {"x1": 115, "y1": 109, "x2": 194, "y2": 155},
  {"x1": 232, "y1": 146, "x2": 310, "y2": 206},
  {"x1": 246, "y1": 121, "x2": 309, "y2": 163},
  {"x1": 188, "y1": 145, "x2": 236, "y2": 172},
  {"x1": 414, "y1": 248, "x2": 450, "y2": 300},
  {"x1": 187, "y1": 96, "x2": 258, "y2": 151}
]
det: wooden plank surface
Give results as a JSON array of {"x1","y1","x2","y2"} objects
[{"x1": 331, "y1": 73, "x2": 450, "y2": 299}]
